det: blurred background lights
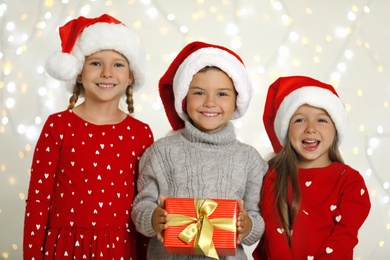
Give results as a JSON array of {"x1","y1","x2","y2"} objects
[
  {"x1": 344, "y1": 49, "x2": 354, "y2": 59},
  {"x1": 6, "y1": 21, "x2": 15, "y2": 31},
  {"x1": 80, "y1": 5, "x2": 91, "y2": 15},
  {"x1": 167, "y1": 13, "x2": 175, "y2": 21},
  {"x1": 348, "y1": 11, "x2": 357, "y2": 20},
  {"x1": 3, "y1": 63, "x2": 11, "y2": 75},
  {"x1": 17, "y1": 124, "x2": 26, "y2": 134},
  {"x1": 377, "y1": 125, "x2": 384, "y2": 134},
  {"x1": 5, "y1": 98, "x2": 15, "y2": 109},
  {"x1": 2, "y1": 116, "x2": 9, "y2": 125},
  {"x1": 369, "y1": 137, "x2": 379, "y2": 149},
  {"x1": 34, "y1": 116, "x2": 42, "y2": 125},
  {"x1": 289, "y1": 31, "x2": 299, "y2": 42},
  {"x1": 38, "y1": 87, "x2": 48, "y2": 96},
  {"x1": 6, "y1": 82, "x2": 16, "y2": 92},
  {"x1": 337, "y1": 62, "x2": 346, "y2": 72},
  {"x1": 271, "y1": 1, "x2": 283, "y2": 11},
  {"x1": 147, "y1": 7, "x2": 158, "y2": 18},
  {"x1": 226, "y1": 23, "x2": 239, "y2": 36},
  {"x1": 25, "y1": 125, "x2": 39, "y2": 140},
  {"x1": 179, "y1": 25, "x2": 188, "y2": 33},
  {"x1": 0, "y1": 3, "x2": 6, "y2": 16}
]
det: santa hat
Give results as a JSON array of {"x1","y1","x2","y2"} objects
[
  {"x1": 263, "y1": 75, "x2": 347, "y2": 153},
  {"x1": 159, "y1": 41, "x2": 253, "y2": 130},
  {"x1": 45, "y1": 14, "x2": 146, "y2": 91}
]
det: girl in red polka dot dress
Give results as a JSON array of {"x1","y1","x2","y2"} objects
[
  {"x1": 253, "y1": 76, "x2": 371, "y2": 259},
  {"x1": 23, "y1": 14, "x2": 153, "y2": 260}
]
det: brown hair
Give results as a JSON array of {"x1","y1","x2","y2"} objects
[
  {"x1": 67, "y1": 82, "x2": 83, "y2": 110},
  {"x1": 268, "y1": 131, "x2": 344, "y2": 243}
]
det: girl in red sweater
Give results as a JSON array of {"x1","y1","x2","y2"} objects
[
  {"x1": 23, "y1": 14, "x2": 153, "y2": 260},
  {"x1": 253, "y1": 75, "x2": 371, "y2": 259}
]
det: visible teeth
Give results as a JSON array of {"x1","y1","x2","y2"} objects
[
  {"x1": 98, "y1": 84, "x2": 114, "y2": 88},
  {"x1": 304, "y1": 140, "x2": 317, "y2": 143},
  {"x1": 203, "y1": 113, "x2": 218, "y2": 116}
]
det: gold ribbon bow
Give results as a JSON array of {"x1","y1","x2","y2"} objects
[{"x1": 167, "y1": 198, "x2": 236, "y2": 260}]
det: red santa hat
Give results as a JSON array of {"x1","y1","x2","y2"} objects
[
  {"x1": 45, "y1": 14, "x2": 146, "y2": 91},
  {"x1": 159, "y1": 41, "x2": 253, "y2": 130},
  {"x1": 263, "y1": 75, "x2": 347, "y2": 153}
]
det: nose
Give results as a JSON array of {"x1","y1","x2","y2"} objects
[
  {"x1": 101, "y1": 65, "x2": 112, "y2": 78},
  {"x1": 305, "y1": 122, "x2": 316, "y2": 134},
  {"x1": 203, "y1": 95, "x2": 216, "y2": 107}
]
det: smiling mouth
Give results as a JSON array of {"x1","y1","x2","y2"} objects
[
  {"x1": 97, "y1": 83, "x2": 115, "y2": 88},
  {"x1": 302, "y1": 139, "x2": 320, "y2": 148},
  {"x1": 202, "y1": 112, "x2": 219, "y2": 117}
]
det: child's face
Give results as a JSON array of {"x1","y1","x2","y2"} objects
[
  {"x1": 186, "y1": 68, "x2": 237, "y2": 133},
  {"x1": 78, "y1": 50, "x2": 133, "y2": 104},
  {"x1": 288, "y1": 104, "x2": 336, "y2": 168}
]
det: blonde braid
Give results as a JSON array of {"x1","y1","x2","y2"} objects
[
  {"x1": 125, "y1": 84, "x2": 134, "y2": 114},
  {"x1": 67, "y1": 82, "x2": 83, "y2": 109}
]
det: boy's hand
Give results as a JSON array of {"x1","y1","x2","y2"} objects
[
  {"x1": 236, "y1": 200, "x2": 251, "y2": 244},
  {"x1": 152, "y1": 195, "x2": 169, "y2": 242}
]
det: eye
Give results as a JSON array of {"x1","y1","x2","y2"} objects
[
  {"x1": 292, "y1": 118, "x2": 305, "y2": 124},
  {"x1": 193, "y1": 91, "x2": 204, "y2": 95},
  {"x1": 89, "y1": 61, "x2": 101, "y2": 66},
  {"x1": 318, "y1": 118, "x2": 328, "y2": 123},
  {"x1": 217, "y1": 92, "x2": 229, "y2": 97},
  {"x1": 114, "y1": 62, "x2": 126, "y2": 68}
]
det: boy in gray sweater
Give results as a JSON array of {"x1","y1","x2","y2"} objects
[{"x1": 131, "y1": 41, "x2": 268, "y2": 259}]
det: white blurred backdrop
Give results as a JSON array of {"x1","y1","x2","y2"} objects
[{"x1": 0, "y1": 0, "x2": 389, "y2": 259}]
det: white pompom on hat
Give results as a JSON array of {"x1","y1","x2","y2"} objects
[
  {"x1": 45, "y1": 14, "x2": 146, "y2": 91},
  {"x1": 159, "y1": 41, "x2": 253, "y2": 130},
  {"x1": 263, "y1": 75, "x2": 348, "y2": 153}
]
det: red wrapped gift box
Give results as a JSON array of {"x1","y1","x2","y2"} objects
[{"x1": 164, "y1": 198, "x2": 237, "y2": 258}]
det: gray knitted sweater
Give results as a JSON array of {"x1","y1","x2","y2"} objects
[{"x1": 131, "y1": 121, "x2": 268, "y2": 259}]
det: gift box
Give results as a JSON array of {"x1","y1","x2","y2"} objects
[{"x1": 164, "y1": 198, "x2": 237, "y2": 259}]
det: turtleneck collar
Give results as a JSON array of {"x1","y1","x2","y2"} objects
[{"x1": 181, "y1": 121, "x2": 237, "y2": 147}]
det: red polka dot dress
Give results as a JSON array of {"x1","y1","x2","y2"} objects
[
  {"x1": 253, "y1": 162, "x2": 371, "y2": 260},
  {"x1": 23, "y1": 109, "x2": 154, "y2": 260}
]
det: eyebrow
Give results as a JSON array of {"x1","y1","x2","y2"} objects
[
  {"x1": 292, "y1": 112, "x2": 331, "y2": 117},
  {"x1": 189, "y1": 86, "x2": 235, "y2": 92}
]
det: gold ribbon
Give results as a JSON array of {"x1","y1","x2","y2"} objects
[{"x1": 167, "y1": 198, "x2": 236, "y2": 260}]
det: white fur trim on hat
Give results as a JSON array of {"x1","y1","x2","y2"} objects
[
  {"x1": 46, "y1": 22, "x2": 146, "y2": 92},
  {"x1": 172, "y1": 47, "x2": 253, "y2": 122},
  {"x1": 274, "y1": 86, "x2": 347, "y2": 146}
]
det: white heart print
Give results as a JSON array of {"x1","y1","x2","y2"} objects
[{"x1": 326, "y1": 247, "x2": 333, "y2": 253}]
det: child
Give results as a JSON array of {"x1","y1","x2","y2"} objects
[
  {"x1": 23, "y1": 14, "x2": 154, "y2": 259},
  {"x1": 131, "y1": 41, "x2": 268, "y2": 259},
  {"x1": 253, "y1": 75, "x2": 371, "y2": 259}
]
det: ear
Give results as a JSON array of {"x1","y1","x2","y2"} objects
[
  {"x1": 77, "y1": 74, "x2": 82, "y2": 83},
  {"x1": 128, "y1": 71, "x2": 134, "y2": 85}
]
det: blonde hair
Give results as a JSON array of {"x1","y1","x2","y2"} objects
[{"x1": 267, "y1": 131, "x2": 344, "y2": 243}]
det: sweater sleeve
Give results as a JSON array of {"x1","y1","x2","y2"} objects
[
  {"x1": 314, "y1": 168, "x2": 371, "y2": 259},
  {"x1": 253, "y1": 170, "x2": 294, "y2": 260},
  {"x1": 23, "y1": 115, "x2": 61, "y2": 259},
  {"x1": 241, "y1": 147, "x2": 268, "y2": 246},
  {"x1": 131, "y1": 143, "x2": 167, "y2": 237}
]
